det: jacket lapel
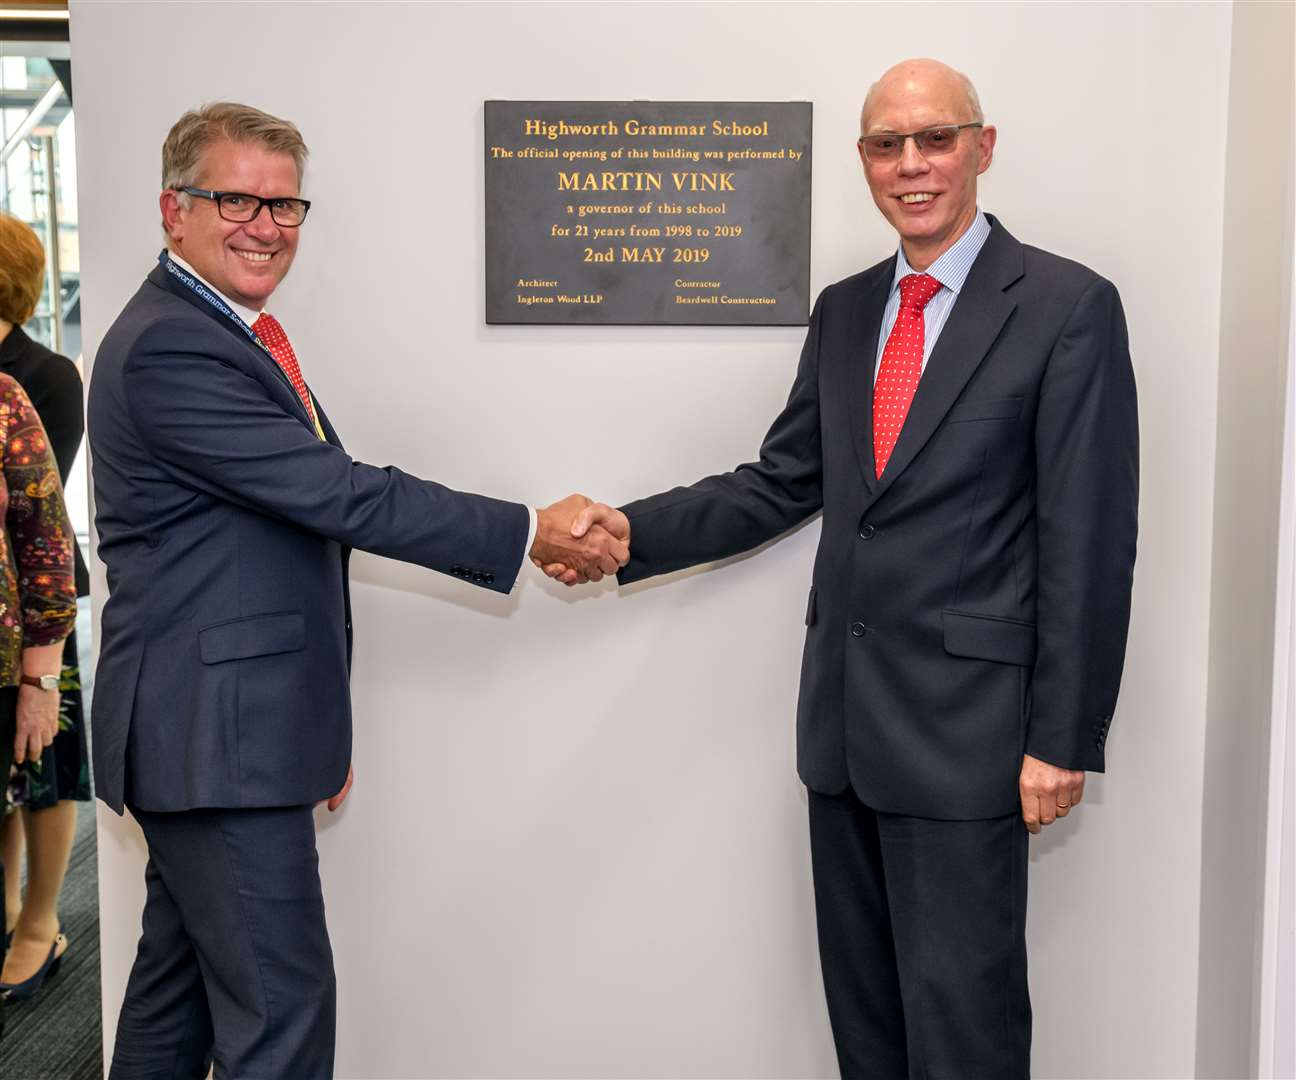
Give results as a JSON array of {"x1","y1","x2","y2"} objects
[
  {"x1": 868, "y1": 220, "x2": 1023, "y2": 501},
  {"x1": 845, "y1": 257, "x2": 896, "y2": 496},
  {"x1": 146, "y1": 263, "x2": 318, "y2": 433}
]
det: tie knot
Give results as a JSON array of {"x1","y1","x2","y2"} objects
[
  {"x1": 898, "y1": 273, "x2": 941, "y2": 313},
  {"x1": 253, "y1": 312, "x2": 297, "y2": 358},
  {"x1": 252, "y1": 312, "x2": 283, "y2": 339}
]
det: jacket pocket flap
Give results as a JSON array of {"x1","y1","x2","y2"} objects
[
  {"x1": 199, "y1": 612, "x2": 305, "y2": 665},
  {"x1": 946, "y1": 396, "x2": 1023, "y2": 423},
  {"x1": 942, "y1": 609, "x2": 1036, "y2": 666}
]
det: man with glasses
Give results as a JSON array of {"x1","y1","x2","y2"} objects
[
  {"x1": 88, "y1": 102, "x2": 628, "y2": 1078},
  {"x1": 548, "y1": 59, "x2": 1138, "y2": 1075}
]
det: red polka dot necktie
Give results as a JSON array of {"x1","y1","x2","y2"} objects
[
  {"x1": 873, "y1": 273, "x2": 942, "y2": 478},
  {"x1": 252, "y1": 312, "x2": 320, "y2": 433}
]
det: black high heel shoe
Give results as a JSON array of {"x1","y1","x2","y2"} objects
[{"x1": 0, "y1": 934, "x2": 66, "y2": 1001}]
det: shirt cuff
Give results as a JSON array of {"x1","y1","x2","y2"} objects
[{"x1": 513, "y1": 506, "x2": 539, "y2": 592}]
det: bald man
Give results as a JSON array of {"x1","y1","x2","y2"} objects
[{"x1": 550, "y1": 60, "x2": 1138, "y2": 1076}]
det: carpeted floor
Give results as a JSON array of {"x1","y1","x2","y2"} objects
[
  {"x1": 0, "y1": 599, "x2": 103, "y2": 1080},
  {"x1": 0, "y1": 797, "x2": 103, "y2": 1080}
]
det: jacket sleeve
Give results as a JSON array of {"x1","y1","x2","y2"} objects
[
  {"x1": 2, "y1": 380, "x2": 77, "y2": 647},
  {"x1": 618, "y1": 293, "x2": 826, "y2": 585},
  {"x1": 122, "y1": 319, "x2": 530, "y2": 593},
  {"x1": 1027, "y1": 276, "x2": 1139, "y2": 772}
]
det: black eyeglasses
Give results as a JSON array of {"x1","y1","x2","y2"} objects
[
  {"x1": 177, "y1": 186, "x2": 311, "y2": 227},
  {"x1": 857, "y1": 123, "x2": 983, "y2": 163}
]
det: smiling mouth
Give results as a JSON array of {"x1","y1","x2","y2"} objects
[
  {"x1": 232, "y1": 248, "x2": 275, "y2": 263},
  {"x1": 898, "y1": 193, "x2": 937, "y2": 205}
]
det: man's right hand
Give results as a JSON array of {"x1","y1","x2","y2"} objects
[
  {"x1": 530, "y1": 494, "x2": 630, "y2": 583},
  {"x1": 534, "y1": 501, "x2": 632, "y2": 586}
]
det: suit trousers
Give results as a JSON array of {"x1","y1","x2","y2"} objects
[
  {"x1": 808, "y1": 787, "x2": 1031, "y2": 1080},
  {"x1": 110, "y1": 804, "x2": 335, "y2": 1080}
]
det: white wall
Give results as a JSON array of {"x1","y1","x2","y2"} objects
[
  {"x1": 1199, "y1": 2, "x2": 1295, "y2": 1076},
  {"x1": 1263, "y1": 210, "x2": 1296, "y2": 1080},
  {"x1": 70, "y1": 2, "x2": 1263, "y2": 1076},
  {"x1": 1260, "y1": 12, "x2": 1296, "y2": 1074}
]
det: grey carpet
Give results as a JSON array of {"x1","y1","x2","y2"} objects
[
  {"x1": 0, "y1": 797, "x2": 104, "y2": 1080},
  {"x1": 0, "y1": 597, "x2": 104, "y2": 1078}
]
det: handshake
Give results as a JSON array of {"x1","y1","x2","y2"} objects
[{"x1": 528, "y1": 494, "x2": 630, "y2": 586}]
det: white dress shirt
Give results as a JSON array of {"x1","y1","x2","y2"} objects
[{"x1": 874, "y1": 210, "x2": 992, "y2": 379}]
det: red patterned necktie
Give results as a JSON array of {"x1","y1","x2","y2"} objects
[
  {"x1": 873, "y1": 272, "x2": 942, "y2": 478},
  {"x1": 252, "y1": 312, "x2": 319, "y2": 431}
]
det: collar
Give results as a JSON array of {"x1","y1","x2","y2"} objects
[
  {"x1": 167, "y1": 251, "x2": 266, "y2": 328},
  {"x1": 891, "y1": 209, "x2": 991, "y2": 295},
  {"x1": 0, "y1": 322, "x2": 29, "y2": 362}
]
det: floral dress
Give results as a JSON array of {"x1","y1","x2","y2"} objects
[
  {"x1": 0, "y1": 373, "x2": 76, "y2": 694},
  {"x1": 0, "y1": 329, "x2": 87, "y2": 807}
]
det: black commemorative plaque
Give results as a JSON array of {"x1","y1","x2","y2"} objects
[{"x1": 484, "y1": 101, "x2": 811, "y2": 325}]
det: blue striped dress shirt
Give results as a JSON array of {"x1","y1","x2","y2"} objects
[{"x1": 874, "y1": 210, "x2": 992, "y2": 381}]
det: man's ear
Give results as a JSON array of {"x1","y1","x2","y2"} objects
[
  {"x1": 976, "y1": 125, "x2": 997, "y2": 176},
  {"x1": 160, "y1": 189, "x2": 185, "y2": 242}
]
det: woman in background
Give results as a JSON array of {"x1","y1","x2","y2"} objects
[{"x1": 0, "y1": 213, "x2": 83, "y2": 999}]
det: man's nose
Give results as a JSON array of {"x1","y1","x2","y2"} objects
[
  {"x1": 243, "y1": 205, "x2": 280, "y2": 241},
  {"x1": 897, "y1": 135, "x2": 930, "y2": 176}
]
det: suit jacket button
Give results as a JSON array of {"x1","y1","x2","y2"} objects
[
  {"x1": 486, "y1": 573, "x2": 495, "y2": 584},
  {"x1": 859, "y1": 523, "x2": 876, "y2": 540},
  {"x1": 850, "y1": 622, "x2": 866, "y2": 638}
]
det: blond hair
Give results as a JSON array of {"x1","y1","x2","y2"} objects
[
  {"x1": 162, "y1": 102, "x2": 309, "y2": 196},
  {"x1": 0, "y1": 213, "x2": 46, "y2": 325}
]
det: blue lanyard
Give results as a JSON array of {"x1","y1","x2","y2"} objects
[
  {"x1": 158, "y1": 249, "x2": 275, "y2": 361},
  {"x1": 159, "y1": 250, "x2": 326, "y2": 440}
]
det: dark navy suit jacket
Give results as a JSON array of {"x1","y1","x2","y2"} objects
[
  {"x1": 619, "y1": 218, "x2": 1139, "y2": 819},
  {"x1": 89, "y1": 262, "x2": 529, "y2": 813}
]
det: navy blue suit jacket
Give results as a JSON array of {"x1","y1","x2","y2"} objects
[
  {"x1": 89, "y1": 262, "x2": 529, "y2": 813},
  {"x1": 619, "y1": 219, "x2": 1139, "y2": 819}
]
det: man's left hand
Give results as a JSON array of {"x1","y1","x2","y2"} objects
[
  {"x1": 1019, "y1": 754, "x2": 1084, "y2": 834},
  {"x1": 326, "y1": 765, "x2": 354, "y2": 812}
]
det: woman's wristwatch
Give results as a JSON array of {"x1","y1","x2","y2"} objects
[{"x1": 20, "y1": 674, "x2": 59, "y2": 691}]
